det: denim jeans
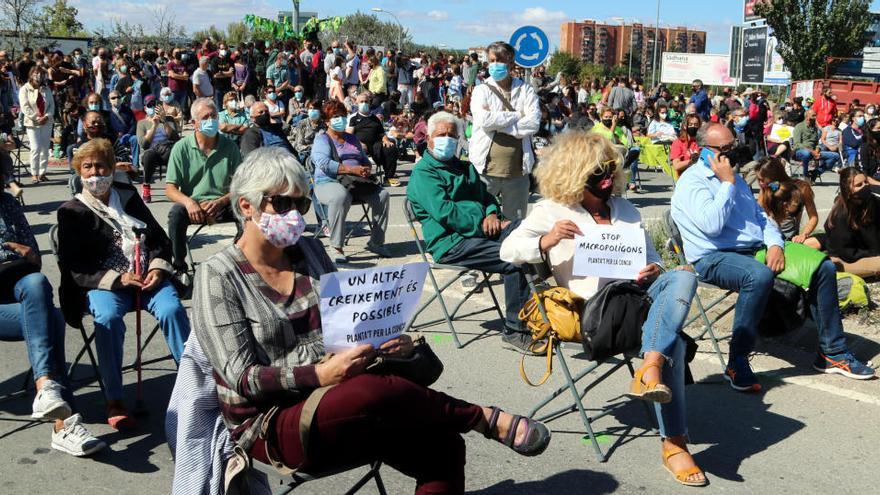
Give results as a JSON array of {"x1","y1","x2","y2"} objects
[
  {"x1": 438, "y1": 220, "x2": 530, "y2": 332},
  {"x1": 0, "y1": 273, "x2": 73, "y2": 404},
  {"x1": 172, "y1": 89, "x2": 188, "y2": 118},
  {"x1": 794, "y1": 148, "x2": 839, "y2": 177},
  {"x1": 87, "y1": 280, "x2": 190, "y2": 401},
  {"x1": 640, "y1": 269, "x2": 697, "y2": 438},
  {"x1": 625, "y1": 148, "x2": 640, "y2": 185},
  {"x1": 694, "y1": 251, "x2": 849, "y2": 358},
  {"x1": 167, "y1": 203, "x2": 238, "y2": 271}
]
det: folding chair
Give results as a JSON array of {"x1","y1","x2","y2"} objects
[
  {"x1": 520, "y1": 262, "x2": 656, "y2": 463},
  {"x1": 662, "y1": 210, "x2": 730, "y2": 372},
  {"x1": 301, "y1": 152, "x2": 330, "y2": 238},
  {"x1": 402, "y1": 199, "x2": 504, "y2": 348},
  {"x1": 266, "y1": 460, "x2": 387, "y2": 495},
  {"x1": 48, "y1": 225, "x2": 171, "y2": 399}
]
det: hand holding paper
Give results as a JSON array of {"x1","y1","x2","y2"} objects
[{"x1": 572, "y1": 225, "x2": 647, "y2": 280}]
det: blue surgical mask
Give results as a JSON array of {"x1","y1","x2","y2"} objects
[
  {"x1": 431, "y1": 136, "x2": 457, "y2": 161},
  {"x1": 146, "y1": 106, "x2": 155, "y2": 116},
  {"x1": 162, "y1": 94, "x2": 173, "y2": 103},
  {"x1": 857, "y1": 116, "x2": 866, "y2": 127},
  {"x1": 88, "y1": 103, "x2": 100, "y2": 111},
  {"x1": 488, "y1": 62, "x2": 508, "y2": 81},
  {"x1": 358, "y1": 102, "x2": 370, "y2": 114},
  {"x1": 308, "y1": 109, "x2": 321, "y2": 121},
  {"x1": 120, "y1": 65, "x2": 128, "y2": 74},
  {"x1": 267, "y1": 92, "x2": 277, "y2": 101},
  {"x1": 294, "y1": 91, "x2": 303, "y2": 100},
  {"x1": 199, "y1": 118, "x2": 219, "y2": 137},
  {"x1": 329, "y1": 115, "x2": 347, "y2": 131}
]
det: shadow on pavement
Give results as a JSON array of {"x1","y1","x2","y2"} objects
[{"x1": 468, "y1": 469, "x2": 618, "y2": 494}]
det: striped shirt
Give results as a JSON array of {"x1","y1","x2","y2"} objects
[{"x1": 192, "y1": 238, "x2": 335, "y2": 451}]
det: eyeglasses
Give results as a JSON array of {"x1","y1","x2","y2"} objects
[{"x1": 262, "y1": 194, "x2": 310, "y2": 215}]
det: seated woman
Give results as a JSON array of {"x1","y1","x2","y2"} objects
[
  {"x1": 821, "y1": 167, "x2": 880, "y2": 279},
  {"x1": 263, "y1": 84, "x2": 286, "y2": 125},
  {"x1": 311, "y1": 100, "x2": 390, "y2": 264},
  {"x1": 57, "y1": 139, "x2": 190, "y2": 430},
  {"x1": 193, "y1": 147, "x2": 550, "y2": 492},
  {"x1": 218, "y1": 92, "x2": 249, "y2": 145},
  {"x1": 499, "y1": 131, "x2": 707, "y2": 488},
  {"x1": 670, "y1": 114, "x2": 701, "y2": 176},
  {"x1": 136, "y1": 95, "x2": 181, "y2": 203},
  {"x1": 763, "y1": 111, "x2": 792, "y2": 159},
  {"x1": 754, "y1": 157, "x2": 819, "y2": 244},
  {"x1": 856, "y1": 118, "x2": 880, "y2": 184},
  {"x1": 291, "y1": 100, "x2": 326, "y2": 163},
  {"x1": 0, "y1": 169, "x2": 105, "y2": 457}
]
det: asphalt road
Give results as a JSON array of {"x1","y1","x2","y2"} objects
[{"x1": 1, "y1": 153, "x2": 878, "y2": 495}]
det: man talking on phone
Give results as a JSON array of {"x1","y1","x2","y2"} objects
[{"x1": 671, "y1": 123, "x2": 874, "y2": 393}]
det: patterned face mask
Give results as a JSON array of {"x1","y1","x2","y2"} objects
[{"x1": 256, "y1": 209, "x2": 306, "y2": 248}]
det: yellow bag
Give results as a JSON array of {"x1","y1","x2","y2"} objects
[{"x1": 517, "y1": 287, "x2": 583, "y2": 386}]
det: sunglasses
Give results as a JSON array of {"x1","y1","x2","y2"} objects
[
  {"x1": 263, "y1": 194, "x2": 310, "y2": 215},
  {"x1": 109, "y1": 97, "x2": 119, "y2": 101}
]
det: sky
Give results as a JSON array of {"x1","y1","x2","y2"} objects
[{"x1": 71, "y1": 0, "x2": 880, "y2": 54}]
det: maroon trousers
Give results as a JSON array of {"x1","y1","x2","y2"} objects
[{"x1": 250, "y1": 373, "x2": 485, "y2": 495}]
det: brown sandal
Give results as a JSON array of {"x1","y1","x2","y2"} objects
[
  {"x1": 627, "y1": 362, "x2": 672, "y2": 403},
  {"x1": 663, "y1": 443, "x2": 709, "y2": 487}
]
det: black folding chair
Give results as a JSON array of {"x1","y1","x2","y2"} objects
[
  {"x1": 402, "y1": 199, "x2": 504, "y2": 348},
  {"x1": 662, "y1": 210, "x2": 730, "y2": 372},
  {"x1": 267, "y1": 460, "x2": 387, "y2": 495},
  {"x1": 49, "y1": 224, "x2": 171, "y2": 399},
  {"x1": 521, "y1": 262, "x2": 656, "y2": 463}
]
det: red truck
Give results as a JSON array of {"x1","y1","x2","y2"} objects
[{"x1": 790, "y1": 79, "x2": 880, "y2": 112}]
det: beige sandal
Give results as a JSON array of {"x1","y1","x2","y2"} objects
[
  {"x1": 663, "y1": 443, "x2": 709, "y2": 487},
  {"x1": 626, "y1": 362, "x2": 672, "y2": 403}
]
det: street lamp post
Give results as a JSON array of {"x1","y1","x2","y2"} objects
[
  {"x1": 652, "y1": 0, "x2": 661, "y2": 88},
  {"x1": 371, "y1": 7, "x2": 403, "y2": 52}
]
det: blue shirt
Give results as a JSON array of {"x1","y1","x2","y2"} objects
[
  {"x1": 310, "y1": 132, "x2": 369, "y2": 185},
  {"x1": 689, "y1": 89, "x2": 711, "y2": 120},
  {"x1": 671, "y1": 156, "x2": 784, "y2": 263}
]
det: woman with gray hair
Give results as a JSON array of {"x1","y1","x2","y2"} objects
[{"x1": 192, "y1": 146, "x2": 551, "y2": 492}]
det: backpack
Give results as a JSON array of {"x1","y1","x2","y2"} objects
[
  {"x1": 580, "y1": 280, "x2": 651, "y2": 362},
  {"x1": 837, "y1": 272, "x2": 872, "y2": 311}
]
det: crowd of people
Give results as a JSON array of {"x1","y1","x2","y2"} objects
[{"x1": 1, "y1": 34, "x2": 879, "y2": 494}]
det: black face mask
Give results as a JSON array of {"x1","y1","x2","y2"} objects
[
  {"x1": 601, "y1": 119, "x2": 613, "y2": 128},
  {"x1": 871, "y1": 131, "x2": 880, "y2": 141},
  {"x1": 254, "y1": 113, "x2": 271, "y2": 127},
  {"x1": 853, "y1": 187, "x2": 873, "y2": 203},
  {"x1": 686, "y1": 126, "x2": 698, "y2": 137},
  {"x1": 586, "y1": 172, "x2": 614, "y2": 202}
]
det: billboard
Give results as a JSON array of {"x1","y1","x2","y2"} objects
[
  {"x1": 741, "y1": 26, "x2": 767, "y2": 83},
  {"x1": 740, "y1": 26, "x2": 790, "y2": 85},
  {"x1": 744, "y1": 0, "x2": 768, "y2": 23},
  {"x1": 661, "y1": 53, "x2": 735, "y2": 86}
]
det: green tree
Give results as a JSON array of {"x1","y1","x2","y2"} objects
[
  {"x1": 192, "y1": 25, "x2": 226, "y2": 44},
  {"x1": 226, "y1": 21, "x2": 250, "y2": 46},
  {"x1": 578, "y1": 62, "x2": 604, "y2": 84},
  {"x1": 0, "y1": 0, "x2": 42, "y2": 49},
  {"x1": 547, "y1": 50, "x2": 581, "y2": 78},
  {"x1": 755, "y1": 0, "x2": 871, "y2": 79},
  {"x1": 319, "y1": 11, "x2": 410, "y2": 50},
  {"x1": 35, "y1": 0, "x2": 83, "y2": 37}
]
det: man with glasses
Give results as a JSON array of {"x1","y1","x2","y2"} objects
[
  {"x1": 671, "y1": 123, "x2": 874, "y2": 392},
  {"x1": 165, "y1": 98, "x2": 241, "y2": 278}
]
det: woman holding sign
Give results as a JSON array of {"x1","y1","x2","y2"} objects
[
  {"x1": 193, "y1": 147, "x2": 551, "y2": 494},
  {"x1": 500, "y1": 131, "x2": 707, "y2": 487}
]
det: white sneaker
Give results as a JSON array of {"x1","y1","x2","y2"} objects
[
  {"x1": 32, "y1": 379, "x2": 72, "y2": 420},
  {"x1": 51, "y1": 414, "x2": 106, "y2": 457}
]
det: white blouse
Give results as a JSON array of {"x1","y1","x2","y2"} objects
[{"x1": 500, "y1": 197, "x2": 662, "y2": 300}]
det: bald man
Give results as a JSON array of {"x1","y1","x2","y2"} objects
[{"x1": 239, "y1": 101, "x2": 294, "y2": 159}]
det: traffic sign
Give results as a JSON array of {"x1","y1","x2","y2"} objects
[{"x1": 510, "y1": 25, "x2": 550, "y2": 68}]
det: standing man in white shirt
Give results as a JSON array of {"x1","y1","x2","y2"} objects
[
  {"x1": 191, "y1": 57, "x2": 214, "y2": 100},
  {"x1": 468, "y1": 41, "x2": 541, "y2": 220}
]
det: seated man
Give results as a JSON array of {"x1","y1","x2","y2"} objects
[
  {"x1": 671, "y1": 123, "x2": 874, "y2": 392},
  {"x1": 407, "y1": 111, "x2": 533, "y2": 354},
  {"x1": 348, "y1": 90, "x2": 401, "y2": 187},
  {"x1": 291, "y1": 100, "x2": 326, "y2": 163},
  {"x1": 165, "y1": 98, "x2": 241, "y2": 275},
  {"x1": 793, "y1": 109, "x2": 840, "y2": 182},
  {"x1": 239, "y1": 101, "x2": 294, "y2": 159}
]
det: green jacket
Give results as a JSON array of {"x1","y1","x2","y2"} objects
[
  {"x1": 792, "y1": 121, "x2": 820, "y2": 151},
  {"x1": 407, "y1": 153, "x2": 500, "y2": 260}
]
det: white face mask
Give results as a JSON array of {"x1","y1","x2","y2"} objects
[
  {"x1": 83, "y1": 175, "x2": 113, "y2": 196},
  {"x1": 658, "y1": 113, "x2": 667, "y2": 120}
]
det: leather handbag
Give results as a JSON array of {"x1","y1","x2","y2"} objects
[
  {"x1": 518, "y1": 287, "x2": 584, "y2": 386},
  {"x1": 366, "y1": 335, "x2": 444, "y2": 387}
]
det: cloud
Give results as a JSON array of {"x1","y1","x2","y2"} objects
[
  {"x1": 71, "y1": 0, "x2": 277, "y2": 34},
  {"x1": 453, "y1": 6, "x2": 568, "y2": 49},
  {"x1": 427, "y1": 10, "x2": 449, "y2": 21}
]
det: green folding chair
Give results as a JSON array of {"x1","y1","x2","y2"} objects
[
  {"x1": 662, "y1": 210, "x2": 731, "y2": 372},
  {"x1": 521, "y1": 262, "x2": 656, "y2": 463},
  {"x1": 402, "y1": 199, "x2": 504, "y2": 348}
]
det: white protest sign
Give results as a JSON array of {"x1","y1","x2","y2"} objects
[
  {"x1": 319, "y1": 262, "x2": 429, "y2": 352},
  {"x1": 572, "y1": 225, "x2": 647, "y2": 280}
]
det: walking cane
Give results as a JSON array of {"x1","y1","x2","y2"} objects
[{"x1": 133, "y1": 233, "x2": 147, "y2": 416}]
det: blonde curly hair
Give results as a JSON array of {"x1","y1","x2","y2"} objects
[{"x1": 535, "y1": 131, "x2": 625, "y2": 205}]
